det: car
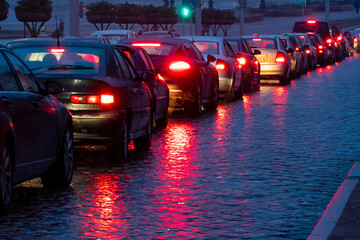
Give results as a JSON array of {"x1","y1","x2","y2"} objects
[
  {"x1": 180, "y1": 36, "x2": 243, "y2": 101},
  {"x1": 121, "y1": 37, "x2": 219, "y2": 116},
  {"x1": 307, "y1": 33, "x2": 329, "y2": 67},
  {"x1": 292, "y1": 33, "x2": 318, "y2": 70},
  {"x1": 344, "y1": 31, "x2": 360, "y2": 54},
  {"x1": 293, "y1": 19, "x2": 336, "y2": 65},
  {"x1": 117, "y1": 44, "x2": 169, "y2": 128},
  {"x1": 224, "y1": 36, "x2": 261, "y2": 93},
  {"x1": 7, "y1": 40, "x2": 153, "y2": 160},
  {"x1": 242, "y1": 35, "x2": 291, "y2": 85},
  {"x1": 283, "y1": 33, "x2": 309, "y2": 73},
  {"x1": 331, "y1": 24, "x2": 349, "y2": 59},
  {"x1": 0, "y1": 46, "x2": 73, "y2": 212},
  {"x1": 91, "y1": 30, "x2": 138, "y2": 43},
  {"x1": 278, "y1": 35, "x2": 302, "y2": 78}
]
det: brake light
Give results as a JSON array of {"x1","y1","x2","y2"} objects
[
  {"x1": 318, "y1": 45, "x2": 323, "y2": 49},
  {"x1": 337, "y1": 36, "x2": 343, "y2": 41},
  {"x1": 237, "y1": 57, "x2": 246, "y2": 66},
  {"x1": 305, "y1": 49, "x2": 311, "y2": 54},
  {"x1": 132, "y1": 43, "x2": 161, "y2": 47},
  {"x1": 169, "y1": 61, "x2": 191, "y2": 71},
  {"x1": 295, "y1": 47, "x2": 300, "y2": 52},
  {"x1": 275, "y1": 52, "x2": 286, "y2": 63},
  {"x1": 50, "y1": 48, "x2": 65, "y2": 53},
  {"x1": 307, "y1": 20, "x2": 317, "y2": 24},
  {"x1": 254, "y1": 60, "x2": 259, "y2": 65},
  {"x1": 334, "y1": 42, "x2": 338, "y2": 47},
  {"x1": 326, "y1": 39, "x2": 332, "y2": 44},
  {"x1": 253, "y1": 38, "x2": 262, "y2": 42},
  {"x1": 70, "y1": 94, "x2": 114, "y2": 104},
  {"x1": 215, "y1": 63, "x2": 226, "y2": 70},
  {"x1": 354, "y1": 37, "x2": 358, "y2": 43}
]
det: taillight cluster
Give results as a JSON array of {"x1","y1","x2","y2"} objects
[
  {"x1": 275, "y1": 52, "x2": 286, "y2": 63},
  {"x1": 318, "y1": 45, "x2": 324, "y2": 53},
  {"x1": 215, "y1": 59, "x2": 227, "y2": 70},
  {"x1": 354, "y1": 37, "x2": 359, "y2": 43},
  {"x1": 169, "y1": 61, "x2": 191, "y2": 71},
  {"x1": 70, "y1": 94, "x2": 114, "y2": 104},
  {"x1": 305, "y1": 49, "x2": 311, "y2": 54}
]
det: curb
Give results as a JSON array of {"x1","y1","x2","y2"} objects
[{"x1": 308, "y1": 162, "x2": 360, "y2": 240}]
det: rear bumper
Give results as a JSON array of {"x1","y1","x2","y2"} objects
[
  {"x1": 72, "y1": 110, "x2": 127, "y2": 143},
  {"x1": 260, "y1": 63, "x2": 287, "y2": 77},
  {"x1": 167, "y1": 83, "x2": 195, "y2": 108}
]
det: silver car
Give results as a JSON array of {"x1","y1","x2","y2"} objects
[
  {"x1": 293, "y1": 33, "x2": 317, "y2": 70},
  {"x1": 91, "y1": 30, "x2": 138, "y2": 43},
  {"x1": 243, "y1": 35, "x2": 291, "y2": 85},
  {"x1": 278, "y1": 35, "x2": 302, "y2": 79},
  {"x1": 180, "y1": 36, "x2": 243, "y2": 101}
]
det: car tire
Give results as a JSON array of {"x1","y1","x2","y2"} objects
[
  {"x1": 204, "y1": 80, "x2": 218, "y2": 111},
  {"x1": 134, "y1": 115, "x2": 152, "y2": 150},
  {"x1": 244, "y1": 71, "x2": 253, "y2": 93},
  {"x1": 187, "y1": 83, "x2": 202, "y2": 116},
  {"x1": 236, "y1": 80, "x2": 243, "y2": 100},
  {"x1": 109, "y1": 122, "x2": 128, "y2": 161},
  {"x1": 41, "y1": 126, "x2": 74, "y2": 188},
  {"x1": 225, "y1": 77, "x2": 236, "y2": 102},
  {"x1": 155, "y1": 107, "x2": 168, "y2": 128},
  {"x1": 279, "y1": 68, "x2": 289, "y2": 85},
  {"x1": 0, "y1": 141, "x2": 13, "y2": 213}
]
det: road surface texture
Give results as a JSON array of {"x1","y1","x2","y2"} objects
[{"x1": 1, "y1": 54, "x2": 360, "y2": 239}]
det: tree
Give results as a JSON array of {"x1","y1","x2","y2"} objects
[
  {"x1": 0, "y1": 0, "x2": 9, "y2": 22},
  {"x1": 260, "y1": 0, "x2": 266, "y2": 9},
  {"x1": 15, "y1": 0, "x2": 52, "y2": 37},
  {"x1": 86, "y1": 1, "x2": 115, "y2": 30}
]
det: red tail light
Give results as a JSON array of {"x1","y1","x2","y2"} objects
[
  {"x1": 132, "y1": 43, "x2": 161, "y2": 47},
  {"x1": 169, "y1": 61, "x2": 191, "y2": 71},
  {"x1": 50, "y1": 48, "x2": 65, "y2": 53},
  {"x1": 295, "y1": 47, "x2": 300, "y2": 52},
  {"x1": 275, "y1": 52, "x2": 286, "y2": 63},
  {"x1": 215, "y1": 59, "x2": 227, "y2": 70},
  {"x1": 71, "y1": 94, "x2": 114, "y2": 104},
  {"x1": 334, "y1": 42, "x2": 338, "y2": 47},
  {"x1": 307, "y1": 20, "x2": 317, "y2": 24},
  {"x1": 337, "y1": 36, "x2": 343, "y2": 41},
  {"x1": 237, "y1": 57, "x2": 246, "y2": 66},
  {"x1": 305, "y1": 49, "x2": 311, "y2": 54},
  {"x1": 354, "y1": 37, "x2": 358, "y2": 43},
  {"x1": 326, "y1": 38, "x2": 332, "y2": 44},
  {"x1": 318, "y1": 45, "x2": 323, "y2": 49}
]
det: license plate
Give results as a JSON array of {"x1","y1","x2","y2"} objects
[{"x1": 257, "y1": 55, "x2": 267, "y2": 62}]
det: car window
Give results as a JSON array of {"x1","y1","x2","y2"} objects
[
  {"x1": 139, "y1": 49, "x2": 153, "y2": 71},
  {"x1": 225, "y1": 41, "x2": 236, "y2": 58},
  {"x1": 281, "y1": 39, "x2": 288, "y2": 48},
  {"x1": 113, "y1": 49, "x2": 134, "y2": 80},
  {"x1": 184, "y1": 42, "x2": 200, "y2": 60},
  {"x1": 0, "y1": 52, "x2": 19, "y2": 91},
  {"x1": 192, "y1": 41, "x2": 219, "y2": 55},
  {"x1": 227, "y1": 40, "x2": 239, "y2": 53},
  {"x1": 5, "y1": 51, "x2": 39, "y2": 93},
  {"x1": 143, "y1": 51, "x2": 156, "y2": 72},
  {"x1": 298, "y1": 35, "x2": 309, "y2": 44},
  {"x1": 309, "y1": 35, "x2": 318, "y2": 45},
  {"x1": 245, "y1": 38, "x2": 277, "y2": 49},
  {"x1": 189, "y1": 42, "x2": 206, "y2": 62},
  {"x1": 278, "y1": 39, "x2": 286, "y2": 51},
  {"x1": 241, "y1": 40, "x2": 251, "y2": 54}
]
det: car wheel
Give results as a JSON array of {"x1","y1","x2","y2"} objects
[
  {"x1": 109, "y1": 122, "x2": 128, "y2": 161},
  {"x1": 134, "y1": 115, "x2": 152, "y2": 150},
  {"x1": 155, "y1": 104, "x2": 168, "y2": 128},
  {"x1": 236, "y1": 80, "x2": 243, "y2": 100},
  {"x1": 279, "y1": 68, "x2": 289, "y2": 85},
  {"x1": 0, "y1": 141, "x2": 12, "y2": 213},
  {"x1": 42, "y1": 126, "x2": 74, "y2": 188},
  {"x1": 187, "y1": 83, "x2": 202, "y2": 116},
  {"x1": 244, "y1": 71, "x2": 253, "y2": 93},
  {"x1": 204, "y1": 80, "x2": 218, "y2": 111}
]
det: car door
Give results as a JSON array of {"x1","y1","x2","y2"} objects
[
  {"x1": 224, "y1": 41, "x2": 242, "y2": 91},
  {"x1": 3, "y1": 51, "x2": 59, "y2": 175}
]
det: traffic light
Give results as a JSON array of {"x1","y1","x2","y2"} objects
[{"x1": 182, "y1": 6, "x2": 191, "y2": 18}]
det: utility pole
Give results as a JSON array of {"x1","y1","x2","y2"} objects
[
  {"x1": 239, "y1": 0, "x2": 245, "y2": 36},
  {"x1": 70, "y1": 0, "x2": 80, "y2": 36},
  {"x1": 195, "y1": 0, "x2": 201, "y2": 36},
  {"x1": 325, "y1": 0, "x2": 330, "y2": 22}
]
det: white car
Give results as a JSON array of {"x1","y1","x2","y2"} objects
[{"x1": 91, "y1": 30, "x2": 138, "y2": 43}]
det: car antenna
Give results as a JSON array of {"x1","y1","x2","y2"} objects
[{"x1": 55, "y1": 15, "x2": 60, "y2": 48}]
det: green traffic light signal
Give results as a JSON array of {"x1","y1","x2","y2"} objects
[{"x1": 182, "y1": 7, "x2": 190, "y2": 17}]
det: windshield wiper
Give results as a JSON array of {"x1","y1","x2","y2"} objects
[{"x1": 31, "y1": 65, "x2": 58, "y2": 71}]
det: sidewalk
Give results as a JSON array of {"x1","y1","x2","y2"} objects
[{"x1": 308, "y1": 162, "x2": 360, "y2": 239}]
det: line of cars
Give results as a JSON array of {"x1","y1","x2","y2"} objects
[{"x1": 0, "y1": 19, "x2": 356, "y2": 212}]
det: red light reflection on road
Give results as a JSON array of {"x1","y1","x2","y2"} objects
[
  {"x1": 326, "y1": 65, "x2": 334, "y2": 72},
  {"x1": 335, "y1": 62, "x2": 339, "y2": 66},
  {"x1": 152, "y1": 122, "x2": 201, "y2": 238},
  {"x1": 273, "y1": 86, "x2": 288, "y2": 128},
  {"x1": 80, "y1": 174, "x2": 129, "y2": 238},
  {"x1": 317, "y1": 68, "x2": 324, "y2": 74}
]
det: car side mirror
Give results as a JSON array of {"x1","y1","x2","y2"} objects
[
  {"x1": 253, "y1": 49, "x2": 261, "y2": 55},
  {"x1": 142, "y1": 71, "x2": 155, "y2": 81},
  {"x1": 207, "y1": 54, "x2": 216, "y2": 64},
  {"x1": 286, "y1": 48, "x2": 295, "y2": 53},
  {"x1": 45, "y1": 81, "x2": 63, "y2": 94}
]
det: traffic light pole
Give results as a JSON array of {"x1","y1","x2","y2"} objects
[
  {"x1": 325, "y1": 0, "x2": 330, "y2": 22},
  {"x1": 195, "y1": 0, "x2": 201, "y2": 36},
  {"x1": 70, "y1": 0, "x2": 80, "y2": 36}
]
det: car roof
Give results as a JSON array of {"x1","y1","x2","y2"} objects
[
  {"x1": 243, "y1": 35, "x2": 279, "y2": 39},
  {"x1": 7, "y1": 39, "x2": 108, "y2": 49},
  {"x1": 91, "y1": 30, "x2": 132, "y2": 35},
  {"x1": 122, "y1": 36, "x2": 189, "y2": 45}
]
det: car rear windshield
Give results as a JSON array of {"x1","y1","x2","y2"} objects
[
  {"x1": 297, "y1": 34, "x2": 309, "y2": 44},
  {"x1": 244, "y1": 38, "x2": 276, "y2": 49},
  {"x1": 11, "y1": 46, "x2": 103, "y2": 74},
  {"x1": 103, "y1": 35, "x2": 127, "y2": 43},
  {"x1": 192, "y1": 41, "x2": 219, "y2": 55},
  {"x1": 293, "y1": 22, "x2": 330, "y2": 39},
  {"x1": 137, "y1": 44, "x2": 176, "y2": 57}
]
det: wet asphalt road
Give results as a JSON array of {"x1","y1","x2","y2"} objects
[{"x1": 2, "y1": 55, "x2": 360, "y2": 239}]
